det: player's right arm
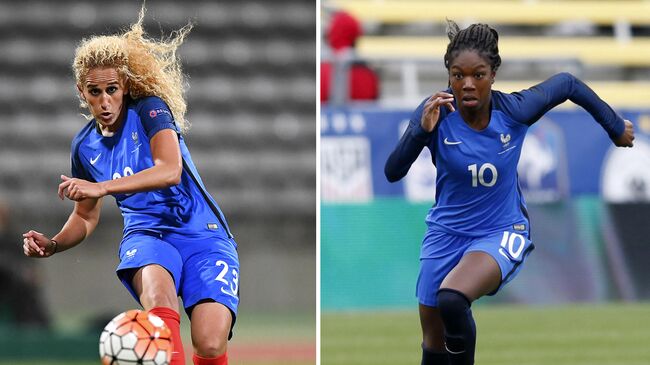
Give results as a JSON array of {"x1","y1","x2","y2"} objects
[
  {"x1": 23, "y1": 197, "x2": 102, "y2": 258},
  {"x1": 384, "y1": 92, "x2": 455, "y2": 182}
]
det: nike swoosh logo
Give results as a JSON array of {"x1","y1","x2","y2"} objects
[
  {"x1": 443, "y1": 138, "x2": 462, "y2": 145},
  {"x1": 90, "y1": 153, "x2": 101, "y2": 165},
  {"x1": 220, "y1": 287, "x2": 238, "y2": 298}
]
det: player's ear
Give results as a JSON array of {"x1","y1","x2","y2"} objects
[
  {"x1": 123, "y1": 78, "x2": 130, "y2": 96},
  {"x1": 76, "y1": 84, "x2": 86, "y2": 101}
]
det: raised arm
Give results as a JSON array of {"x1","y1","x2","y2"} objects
[
  {"x1": 23, "y1": 197, "x2": 102, "y2": 257},
  {"x1": 385, "y1": 92, "x2": 455, "y2": 182},
  {"x1": 502, "y1": 72, "x2": 633, "y2": 145},
  {"x1": 57, "y1": 129, "x2": 182, "y2": 201}
]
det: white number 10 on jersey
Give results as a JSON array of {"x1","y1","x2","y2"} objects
[{"x1": 468, "y1": 163, "x2": 497, "y2": 187}]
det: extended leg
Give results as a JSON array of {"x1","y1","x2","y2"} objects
[
  {"x1": 132, "y1": 264, "x2": 185, "y2": 365},
  {"x1": 437, "y1": 252, "x2": 502, "y2": 365}
]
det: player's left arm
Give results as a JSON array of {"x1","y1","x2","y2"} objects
[
  {"x1": 58, "y1": 129, "x2": 182, "y2": 201},
  {"x1": 501, "y1": 72, "x2": 634, "y2": 147}
]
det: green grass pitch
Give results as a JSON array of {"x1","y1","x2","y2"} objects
[
  {"x1": 0, "y1": 312, "x2": 316, "y2": 365},
  {"x1": 321, "y1": 303, "x2": 650, "y2": 365}
]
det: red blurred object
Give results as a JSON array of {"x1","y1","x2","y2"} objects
[
  {"x1": 321, "y1": 62, "x2": 379, "y2": 102},
  {"x1": 327, "y1": 11, "x2": 362, "y2": 51},
  {"x1": 322, "y1": 11, "x2": 379, "y2": 102}
]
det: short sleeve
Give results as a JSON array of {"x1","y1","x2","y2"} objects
[
  {"x1": 135, "y1": 96, "x2": 180, "y2": 140},
  {"x1": 70, "y1": 135, "x2": 94, "y2": 182}
]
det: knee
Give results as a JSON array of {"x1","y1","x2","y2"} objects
[
  {"x1": 193, "y1": 337, "x2": 227, "y2": 358},
  {"x1": 436, "y1": 288, "x2": 471, "y2": 319},
  {"x1": 140, "y1": 289, "x2": 178, "y2": 310}
]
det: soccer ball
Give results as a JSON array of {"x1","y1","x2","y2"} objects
[{"x1": 99, "y1": 309, "x2": 173, "y2": 365}]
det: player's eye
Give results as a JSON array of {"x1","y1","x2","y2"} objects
[
  {"x1": 452, "y1": 73, "x2": 462, "y2": 80},
  {"x1": 475, "y1": 73, "x2": 485, "y2": 79},
  {"x1": 89, "y1": 88, "x2": 101, "y2": 96}
]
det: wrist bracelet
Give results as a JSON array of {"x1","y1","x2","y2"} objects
[{"x1": 50, "y1": 239, "x2": 58, "y2": 254}]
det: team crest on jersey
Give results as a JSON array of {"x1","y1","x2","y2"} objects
[
  {"x1": 500, "y1": 133, "x2": 511, "y2": 147},
  {"x1": 131, "y1": 132, "x2": 138, "y2": 143}
]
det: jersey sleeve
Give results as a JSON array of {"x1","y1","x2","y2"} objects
[
  {"x1": 70, "y1": 133, "x2": 94, "y2": 182},
  {"x1": 499, "y1": 72, "x2": 625, "y2": 140},
  {"x1": 135, "y1": 96, "x2": 180, "y2": 140},
  {"x1": 385, "y1": 95, "x2": 446, "y2": 182}
]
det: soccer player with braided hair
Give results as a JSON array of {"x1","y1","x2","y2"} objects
[
  {"x1": 385, "y1": 20, "x2": 635, "y2": 365},
  {"x1": 22, "y1": 6, "x2": 238, "y2": 365}
]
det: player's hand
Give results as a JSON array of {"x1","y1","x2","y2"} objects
[
  {"x1": 58, "y1": 175, "x2": 107, "y2": 201},
  {"x1": 613, "y1": 119, "x2": 635, "y2": 147},
  {"x1": 22, "y1": 230, "x2": 56, "y2": 258},
  {"x1": 421, "y1": 92, "x2": 455, "y2": 132}
]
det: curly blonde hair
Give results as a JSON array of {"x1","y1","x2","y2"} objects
[{"x1": 73, "y1": 5, "x2": 192, "y2": 133}]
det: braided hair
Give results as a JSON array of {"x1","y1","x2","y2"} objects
[{"x1": 444, "y1": 20, "x2": 501, "y2": 72}]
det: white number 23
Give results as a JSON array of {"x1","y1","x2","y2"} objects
[{"x1": 215, "y1": 260, "x2": 239, "y2": 298}]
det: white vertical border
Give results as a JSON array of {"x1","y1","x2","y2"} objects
[{"x1": 315, "y1": 0, "x2": 322, "y2": 364}]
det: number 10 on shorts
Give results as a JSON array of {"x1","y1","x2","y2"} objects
[{"x1": 499, "y1": 231, "x2": 525, "y2": 261}]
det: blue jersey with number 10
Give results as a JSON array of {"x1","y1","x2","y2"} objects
[
  {"x1": 70, "y1": 96, "x2": 233, "y2": 240},
  {"x1": 386, "y1": 73, "x2": 625, "y2": 237}
]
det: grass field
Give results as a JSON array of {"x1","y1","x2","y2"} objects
[
  {"x1": 0, "y1": 311, "x2": 315, "y2": 365},
  {"x1": 322, "y1": 303, "x2": 650, "y2": 365}
]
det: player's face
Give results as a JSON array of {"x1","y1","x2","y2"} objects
[
  {"x1": 78, "y1": 67, "x2": 129, "y2": 132},
  {"x1": 448, "y1": 50, "x2": 495, "y2": 113}
]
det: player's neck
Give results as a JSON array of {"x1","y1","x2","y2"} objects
[{"x1": 459, "y1": 107, "x2": 490, "y2": 131}]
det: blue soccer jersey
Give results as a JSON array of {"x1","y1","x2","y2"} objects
[
  {"x1": 70, "y1": 96, "x2": 233, "y2": 240},
  {"x1": 386, "y1": 73, "x2": 625, "y2": 237}
]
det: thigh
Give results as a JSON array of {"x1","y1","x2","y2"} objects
[
  {"x1": 417, "y1": 231, "x2": 470, "y2": 307},
  {"x1": 131, "y1": 264, "x2": 179, "y2": 311},
  {"x1": 116, "y1": 233, "x2": 183, "y2": 305},
  {"x1": 466, "y1": 230, "x2": 534, "y2": 293},
  {"x1": 440, "y1": 251, "x2": 502, "y2": 302}
]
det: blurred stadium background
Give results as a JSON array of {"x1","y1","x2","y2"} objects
[
  {"x1": 0, "y1": 0, "x2": 315, "y2": 364},
  {"x1": 320, "y1": 1, "x2": 650, "y2": 364}
]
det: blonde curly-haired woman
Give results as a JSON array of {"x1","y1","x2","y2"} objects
[{"x1": 22, "y1": 7, "x2": 238, "y2": 365}]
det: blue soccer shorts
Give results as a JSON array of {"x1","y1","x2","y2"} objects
[
  {"x1": 116, "y1": 232, "x2": 240, "y2": 327},
  {"x1": 416, "y1": 229, "x2": 534, "y2": 307}
]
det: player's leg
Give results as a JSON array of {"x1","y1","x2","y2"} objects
[
  {"x1": 438, "y1": 251, "x2": 502, "y2": 365},
  {"x1": 177, "y1": 236, "x2": 239, "y2": 365},
  {"x1": 189, "y1": 301, "x2": 232, "y2": 364},
  {"x1": 417, "y1": 232, "x2": 470, "y2": 365},
  {"x1": 116, "y1": 234, "x2": 185, "y2": 365},
  {"x1": 132, "y1": 264, "x2": 179, "y2": 310},
  {"x1": 132, "y1": 264, "x2": 186, "y2": 365},
  {"x1": 419, "y1": 305, "x2": 449, "y2": 365}
]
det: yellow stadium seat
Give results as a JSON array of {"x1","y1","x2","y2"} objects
[
  {"x1": 357, "y1": 36, "x2": 650, "y2": 67},
  {"x1": 327, "y1": 1, "x2": 650, "y2": 25}
]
